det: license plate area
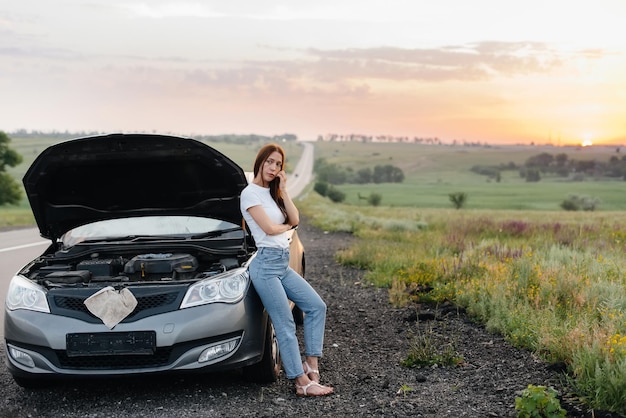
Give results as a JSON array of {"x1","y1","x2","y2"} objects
[{"x1": 66, "y1": 331, "x2": 156, "y2": 357}]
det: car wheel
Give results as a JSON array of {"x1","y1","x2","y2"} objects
[{"x1": 243, "y1": 319, "x2": 281, "y2": 383}]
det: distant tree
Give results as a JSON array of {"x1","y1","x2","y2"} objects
[
  {"x1": 326, "y1": 187, "x2": 346, "y2": 203},
  {"x1": 449, "y1": 192, "x2": 467, "y2": 209},
  {"x1": 525, "y1": 153, "x2": 554, "y2": 172},
  {"x1": 0, "y1": 131, "x2": 24, "y2": 205},
  {"x1": 525, "y1": 168, "x2": 541, "y2": 182},
  {"x1": 555, "y1": 153, "x2": 568, "y2": 167},
  {"x1": 372, "y1": 164, "x2": 404, "y2": 183},
  {"x1": 471, "y1": 165, "x2": 498, "y2": 177},
  {"x1": 560, "y1": 194, "x2": 600, "y2": 211},
  {"x1": 274, "y1": 133, "x2": 297, "y2": 141},
  {"x1": 314, "y1": 158, "x2": 348, "y2": 184},
  {"x1": 560, "y1": 198, "x2": 579, "y2": 211},
  {"x1": 368, "y1": 193, "x2": 382, "y2": 206},
  {"x1": 356, "y1": 167, "x2": 372, "y2": 184},
  {"x1": 573, "y1": 160, "x2": 596, "y2": 174},
  {"x1": 314, "y1": 181, "x2": 329, "y2": 197}
]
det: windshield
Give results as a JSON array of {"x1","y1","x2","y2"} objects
[{"x1": 61, "y1": 216, "x2": 239, "y2": 247}]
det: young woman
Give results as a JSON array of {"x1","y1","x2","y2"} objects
[{"x1": 240, "y1": 143, "x2": 334, "y2": 397}]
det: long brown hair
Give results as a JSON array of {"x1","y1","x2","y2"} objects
[{"x1": 253, "y1": 143, "x2": 288, "y2": 222}]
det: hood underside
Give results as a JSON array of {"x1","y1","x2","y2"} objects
[{"x1": 23, "y1": 133, "x2": 248, "y2": 241}]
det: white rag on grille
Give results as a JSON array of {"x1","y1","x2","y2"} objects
[{"x1": 83, "y1": 286, "x2": 138, "y2": 329}]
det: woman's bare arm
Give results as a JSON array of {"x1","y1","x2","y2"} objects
[{"x1": 247, "y1": 205, "x2": 293, "y2": 235}]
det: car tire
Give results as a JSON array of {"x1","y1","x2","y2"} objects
[{"x1": 243, "y1": 319, "x2": 281, "y2": 383}]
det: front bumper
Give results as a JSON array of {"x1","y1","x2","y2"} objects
[{"x1": 4, "y1": 292, "x2": 267, "y2": 379}]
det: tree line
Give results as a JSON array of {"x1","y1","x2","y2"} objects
[
  {"x1": 471, "y1": 151, "x2": 626, "y2": 182},
  {"x1": 314, "y1": 158, "x2": 405, "y2": 185},
  {"x1": 7, "y1": 129, "x2": 299, "y2": 144},
  {"x1": 312, "y1": 158, "x2": 404, "y2": 205}
]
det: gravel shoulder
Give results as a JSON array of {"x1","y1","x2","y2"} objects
[{"x1": 0, "y1": 219, "x2": 620, "y2": 417}]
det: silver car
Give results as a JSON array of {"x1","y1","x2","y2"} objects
[{"x1": 4, "y1": 134, "x2": 304, "y2": 388}]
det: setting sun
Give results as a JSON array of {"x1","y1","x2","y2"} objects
[{"x1": 581, "y1": 133, "x2": 594, "y2": 147}]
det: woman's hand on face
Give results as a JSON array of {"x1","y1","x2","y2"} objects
[{"x1": 277, "y1": 171, "x2": 288, "y2": 192}]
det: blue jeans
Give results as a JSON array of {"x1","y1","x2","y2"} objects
[{"x1": 248, "y1": 247, "x2": 327, "y2": 379}]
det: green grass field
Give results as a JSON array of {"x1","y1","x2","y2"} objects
[
  {"x1": 3, "y1": 137, "x2": 625, "y2": 227},
  {"x1": 304, "y1": 142, "x2": 626, "y2": 413},
  {"x1": 297, "y1": 193, "x2": 626, "y2": 414},
  {"x1": 313, "y1": 141, "x2": 626, "y2": 211}
]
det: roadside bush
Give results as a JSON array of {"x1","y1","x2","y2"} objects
[
  {"x1": 326, "y1": 187, "x2": 346, "y2": 203},
  {"x1": 314, "y1": 181, "x2": 329, "y2": 197},
  {"x1": 368, "y1": 193, "x2": 382, "y2": 206},
  {"x1": 401, "y1": 324, "x2": 463, "y2": 368},
  {"x1": 560, "y1": 198, "x2": 579, "y2": 211},
  {"x1": 560, "y1": 194, "x2": 600, "y2": 211},
  {"x1": 515, "y1": 384, "x2": 566, "y2": 418}
]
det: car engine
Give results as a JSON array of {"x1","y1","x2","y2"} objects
[{"x1": 26, "y1": 251, "x2": 243, "y2": 288}]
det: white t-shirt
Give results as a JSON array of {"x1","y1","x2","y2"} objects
[{"x1": 240, "y1": 183, "x2": 289, "y2": 249}]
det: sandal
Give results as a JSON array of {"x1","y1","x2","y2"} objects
[
  {"x1": 302, "y1": 361, "x2": 320, "y2": 383},
  {"x1": 295, "y1": 381, "x2": 334, "y2": 397}
]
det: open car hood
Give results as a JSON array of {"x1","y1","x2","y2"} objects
[{"x1": 23, "y1": 133, "x2": 248, "y2": 241}]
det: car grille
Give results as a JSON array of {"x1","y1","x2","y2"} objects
[
  {"x1": 48, "y1": 285, "x2": 187, "y2": 323},
  {"x1": 56, "y1": 348, "x2": 173, "y2": 369}
]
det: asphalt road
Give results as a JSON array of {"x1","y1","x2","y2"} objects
[
  {"x1": 0, "y1": 141, "x2": 314, "y2": 340},
  {"x1": 285, "y1": 141, "x2": 314, "y2": 198}
]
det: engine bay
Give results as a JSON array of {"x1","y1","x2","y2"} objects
[{"x1": 24, "y1": 248, "x2": 246, "y2": 288}]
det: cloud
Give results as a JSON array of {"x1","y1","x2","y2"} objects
[
  {"x1": 158, "y1": 41, "x2": 579, "y2": 96},
  {"x1": 0, "y1": 32, "x2": 613, "y2": 119},
  {"x1": 577, "y1": 48, "x2": 616, "y2": 59},
  {"x1": 304, "y1": 42, "x2": 574, "y2": 82},
  {"x1": 53, "y1": 40, "x2": 609, "y2": 106}
]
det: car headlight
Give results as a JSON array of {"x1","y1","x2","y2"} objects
[
  {"x1": 180, "y1": 268, "x2": 250, "y2": 309},
  {"x1": 6, "y1": 275, "x2": 50, "y2": 313}
]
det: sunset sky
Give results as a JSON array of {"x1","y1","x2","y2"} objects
[{"x1": 1, "y1": 0, "x2": 625, "y2": 145}]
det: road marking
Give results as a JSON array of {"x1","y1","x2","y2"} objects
[{"x1": 0, "y1": 241, "x2": 49, "y2": 253}]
